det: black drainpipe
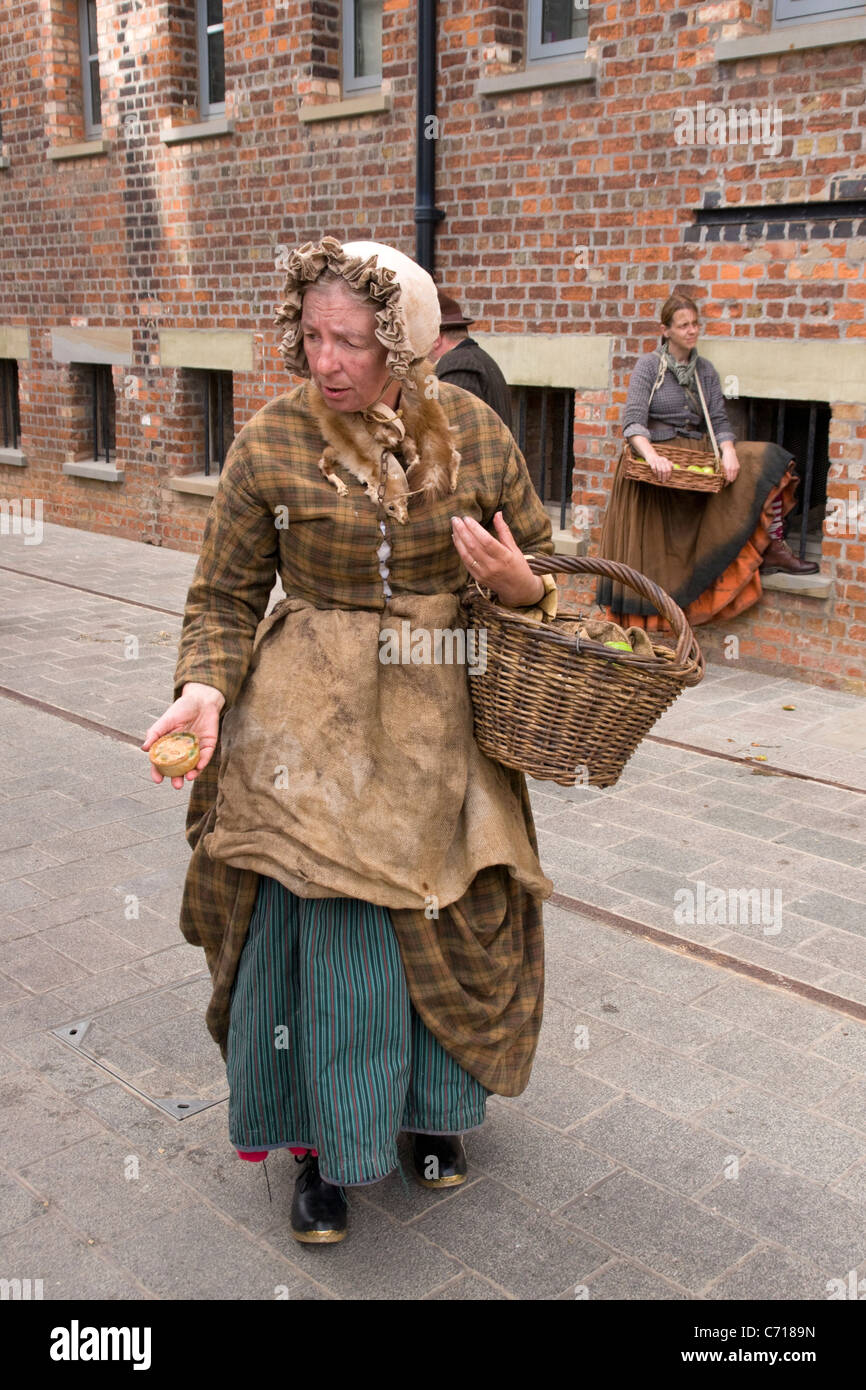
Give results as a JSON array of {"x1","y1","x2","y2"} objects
[{"x1": 415, "y1": 0, "x2": 445, "y2": 275}]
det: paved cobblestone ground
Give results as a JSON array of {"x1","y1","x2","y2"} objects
[{"x1": 1, "y1": 523, "x2": 865, "y2": 1300}]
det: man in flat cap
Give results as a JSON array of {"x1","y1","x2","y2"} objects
[{"x1": 430, "y1": 290, "x2": 513, "y2": 433}]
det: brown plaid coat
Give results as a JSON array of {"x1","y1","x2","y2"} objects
[{"x1": 173, "y1": 379, "x2": 555, "y2": 1096}]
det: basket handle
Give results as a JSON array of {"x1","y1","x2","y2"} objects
[{"x1": 525, "y1": 553, "x2": 699, "y2": 671}]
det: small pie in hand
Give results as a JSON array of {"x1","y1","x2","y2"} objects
[{"x1": 148, "y1": 731, "x2": 200, "y2": 777}]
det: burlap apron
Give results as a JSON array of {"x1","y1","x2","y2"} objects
[{"x1": 203, "y1": 591, "x2": 553, "y2": 910}]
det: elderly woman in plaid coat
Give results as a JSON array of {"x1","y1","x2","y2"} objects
[{"x1": 143, "y1": 239, "x2": 557, "y2": 1244}]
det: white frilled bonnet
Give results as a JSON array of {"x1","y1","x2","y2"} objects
[{"x1": 274, "y1": 237, "x2": 441, "y2": 380}]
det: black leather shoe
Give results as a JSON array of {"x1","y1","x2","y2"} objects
[
  {"x1": 290, "y1": 1153, "x2": 348, "y2": 1244},
  {"x1": 410, "y1": 1133, "x2": 468, "y2": 1188}
]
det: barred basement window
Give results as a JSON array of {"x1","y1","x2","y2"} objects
[
  {"x1": 197, "y1": 0, "x2": 226, "y2": 116},
  {"x1": 343, "y1": 0, "x2": 383, "y2": 93},
  {"x1": 512, "y1": 385, "x2": 574, "y2": 531},
  {"x1": 1, "y1": 359, "x2": 21, "y2": 449},
  {"x1": 728, "y1": 395, "x2": 831, "y2": 561},
  {"x1": 91, "y1": 365, "x2": 116, "y2": 463},
  {"x1": 201, "y1": 370, "x2": 233, "y2": 475},
  {"x1": 526, "y1": 0, "x2": 589, "y2": 63},
  {"x1": 78, "y1": 0, "x2": 102, "y2": 136}
]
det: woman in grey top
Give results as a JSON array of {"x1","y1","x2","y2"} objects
[{"x1": 597, "y1": 293, "x2": 817, "y2": 628}]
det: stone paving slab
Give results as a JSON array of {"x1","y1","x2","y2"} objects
[{"x1": 1, "y1": 522, "x2": 865, "y2": 1299}]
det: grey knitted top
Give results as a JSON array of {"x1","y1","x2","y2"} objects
[{"x1": 622, "y1": 351, "x2": 735, "y2": 446}]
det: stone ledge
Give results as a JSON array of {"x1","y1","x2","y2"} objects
[
  {"x1": 47, "y1": 139, "x2": 109, "y2": 161},
  {"x1": 715, "y1": 17, "x2": 866, "y2": 62},
  {"x1": 0, "y1": 156, "x2": 9, "y2": 170},
  {"x1": 52, "y1": 325, "x2": 134, "y2": 367},
  {"x1": 63, "y1": 460, "x2": 124, "y2": 483},
  {"x1": 167, "y1": 473, "x2": 220, "y2": 497},
  {"x1": 0, "y1": 326, "x2": 30, "y2": 358},
  {"x1": 761, "y1": 571, "x2": 833, "y2": 600},
  {"x1": 159, "y1": 328, "x2": 254, "y2": 372},
  {"x1": 161, "y1": 117, "x2": 235, "y2": 145},
  {"x1": 477, "y1": 59, "x2": 596, "y2": 96},
  {"x1": 0, "y1": 448, "x2": 27, "y2": 467},
  {"x1": 298, "y1": 92, "x2": 392, "y2": 122},
  {"x1": 551, "y1": 527, "x2": 587, "y2": 558}
]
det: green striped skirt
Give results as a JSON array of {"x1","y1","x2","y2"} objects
[{"x1": 226, "y1": 875, "x2": 489, "y2": 1187}]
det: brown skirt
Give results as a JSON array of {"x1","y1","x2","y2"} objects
[{"x1": 595, "y1": 435, "x2": 799, "y2": 629}]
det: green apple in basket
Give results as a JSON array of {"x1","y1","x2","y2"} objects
[{"x1": 604, "y1": 640, "x2": 633, "y2": 651}]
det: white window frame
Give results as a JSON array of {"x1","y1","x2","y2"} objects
[
  {"x1": 526, "y1": 0, "x2": 589, "y2": 63},
  {"x1": 197, "y1": 0, "x2": 226, "y2": 117},
  {"x1": 774, "y1": 0, "x2": 864, "y2": 20},
  {"x1": 342, "y1": 0, "x2": 383, "y2": 93},
  {"x1": 78, "y1": 0, "x2": 102, "y2": 136}
]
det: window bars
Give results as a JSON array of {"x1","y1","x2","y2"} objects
[{"x1": 514, "y1": 385, "x2": 574, "y2": 533}]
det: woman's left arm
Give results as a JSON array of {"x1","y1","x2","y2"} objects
[
  {"x1": 450, "y1": 437, "x2": 555, "y2": 609},
  {"x1": 699, "y1": 361, "x2": 739, "y2": 482}
]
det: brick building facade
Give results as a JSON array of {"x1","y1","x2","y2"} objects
[{"x1": 1, "y1": 1, "x2": 865, "y2": 690}]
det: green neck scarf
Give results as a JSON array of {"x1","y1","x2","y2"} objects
[{"x1": 660, "y1": 342, "x2": 700, "y2": 413}]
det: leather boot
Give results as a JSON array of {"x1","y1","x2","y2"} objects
[
  {"x1": 760, "y1": 538, "x2": 819, "y2": 576},
  {"x1": 410, "y1": 1133, "x2": 468, "y2": 1188},
  {"x1": 290, "y1": 1152, "x2": 348, "y2": 1243}
]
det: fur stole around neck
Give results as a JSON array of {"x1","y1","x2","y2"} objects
[{"x1": 306, "y1": 360, "x2": 461, "y2": 525}]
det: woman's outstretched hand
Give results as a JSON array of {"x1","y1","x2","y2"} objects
[
  {"x1": 141, "y1": 682, "x2": 225, "y2": 790},
  {"x1": 451, "y1": 512, "x2": 545, "y2": 608}
]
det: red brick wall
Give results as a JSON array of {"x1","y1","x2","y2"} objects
[{"x1": 1, "y1": 0, "x2": 864, "y2": 689}]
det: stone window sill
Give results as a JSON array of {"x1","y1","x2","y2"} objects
[
  {"x1": 0, "y1": 447, "x2": 26, "y2": 467},
  {"x1": 168, "y1": 472, "x2": 220, "y2": 497},
  {"x1": 63, "y1": 460, "x2": 124, "y2": 483},
  {"x1": 477, "y1": 59, "x2": 596, "y2": 97},
  {"x1": 0, "y1": 156, "x2": 9, "y2": 170},
  {"x1": 551, "y1": 527, "x2": 587, "y2": 558},
  {"x1": 298, "y1": 91, "x2": 392, "y2": 123},
  {"x1": 161, "y1": 117, "x2": 235, "y2": 145},
  {"x1": 761, "y1": 571, "x2": 833, "y2": 599},
  {"x1": 47, "y1": 139, "x2": 109, "y2": 161},
  {"x1": 715, "y1": 16, "x2": 866, "y2": 61}
]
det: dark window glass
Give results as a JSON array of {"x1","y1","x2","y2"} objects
[
  {"x1": 541, "y1": 0, "x2": 587, "y2": 43},
  {"x1": 87, "y1": 0, "x2": 98, "y2": 53},
  {"x1": 1, "y1": 360, "x2": 21, "y2": 450},
  {"x1": 207, "y1": 31, "x2": 225, "y2": 106},
  {"x1": 90, "y1": 63, "x2": 102, "y2": 127},
  {"x1": 206, "y1": 0, "x2": 223, "y2": 26},
  {"x1": 354, "y1": 0, "x2": 382, "y2": 79}
]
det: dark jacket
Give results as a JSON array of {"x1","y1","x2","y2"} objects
[{"x1": 435, "y1": 337, "x2": 513, "y2": 432}]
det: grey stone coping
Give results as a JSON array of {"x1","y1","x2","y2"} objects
[
  {"x1": 0, "y1": 448, "x2": 26, "y2": 467},
  {"x1": 715, "y1": 17, "x2": 866, "y2": 61},
  {"x1": 298, "y1": 91, "x2": 392, "y2": 122},
  {"x1": 0, "y1": 156, "x2": 9, "y2": 170},
  {"x1": 761, "y1": 571, "x2": 834, "y2": 600},
  {"x1": 161, "y1": 117, "x2": 235, "y2": 145},
  {"x1": 62, "y1": 460, "x2": 124, "y2": 483},
  {"x1": 46, "y1": 139, "x2": 109, "y2": 161},
  {"x1": 167, "y1": 473, "x2": 219, "y2": 497},
  {"x1": 477, "y1": 59, "x2": 596, "y2": 96}
]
